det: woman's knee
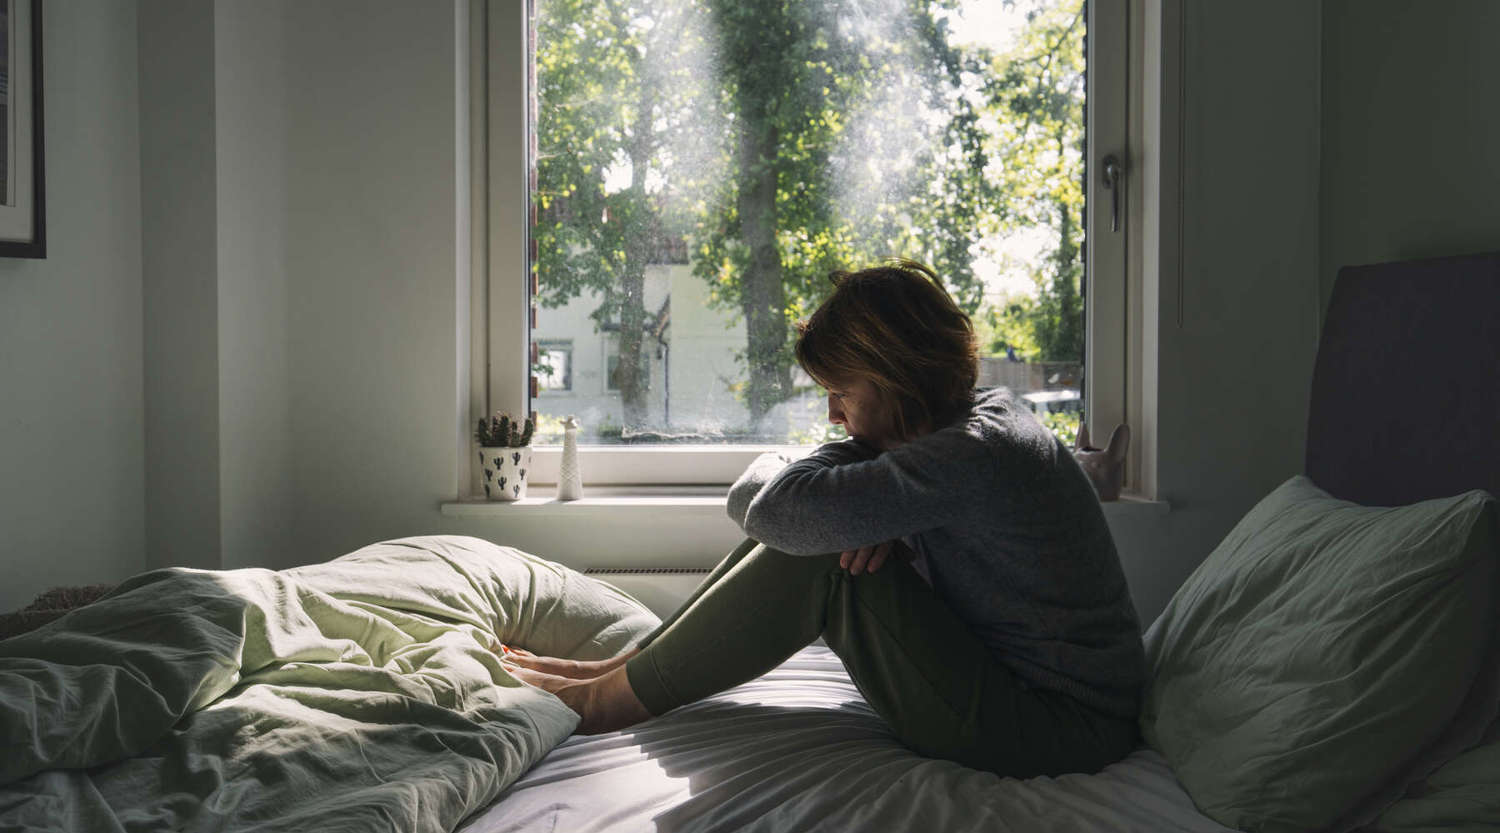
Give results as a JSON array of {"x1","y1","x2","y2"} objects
[{"x1": 743, "y1": 542, "x2": 844, "y2": 576}]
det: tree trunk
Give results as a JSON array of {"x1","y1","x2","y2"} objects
[
  {"x1": 1051, "y1": 125, "x2": 1082, "y2": 362},
  {"x1": 617, "y1": 86, "x2": 656, "y2": 432},
  {"x1": 616, "y1": 268, "x2": 649, "y2": 431},
  {"x1": 738, "y1": 117, "x2": 789, "y2": 428}
]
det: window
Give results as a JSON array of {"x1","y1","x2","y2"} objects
[
  {"x1": 535, "y1": 340, "x2": 572, "y2": 393},
  {"x1": 477, "y1": 0, "x2": 1134, "y2": 487}
]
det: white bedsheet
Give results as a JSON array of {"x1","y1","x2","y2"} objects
[{"x1": 458, "y1": 647, "x2": 1236, "y2": 833}]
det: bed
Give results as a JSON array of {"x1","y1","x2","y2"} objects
[
  {"x1": 458, "y1": 647, "x2": 1233, "y2": 833},
  {"x1": 2, "y1": 251, "x2": 1497, "y2": 833},
  {"x1": 457, "y1": 250, "x2": 1500, "y2": 833}
]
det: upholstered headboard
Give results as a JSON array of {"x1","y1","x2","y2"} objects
[{"x1": 1306, "y1": 251, "x2": 1500, "y2": 506}]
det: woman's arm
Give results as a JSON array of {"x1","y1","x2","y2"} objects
[
  {"x1": 726, "y1": 441, "x2": 878, "y2": 531},
  {"x1": 726, "y1": 451, "x2": 800, "y2": 530},
  {"x1": 741, "y1": 429, "x2": 995, "y2": 555}
]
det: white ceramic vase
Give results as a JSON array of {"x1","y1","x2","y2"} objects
[
  {"x1": 479, "y1": 446, "x2": 532, "y2": 501},
  {"x1": 557, "y1": 416, "x2": 583, "y2": 500}
]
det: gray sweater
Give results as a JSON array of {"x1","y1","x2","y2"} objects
[{"x1": 728, "y1": 387, "x2": 1146, "y2": 718}]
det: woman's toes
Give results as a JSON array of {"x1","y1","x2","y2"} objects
[
  {"x1": 494, "y1": 645, "x2": 639, "y2": 681},
  {"x1": 507, "y1": 652, "x2": 585, "y2": 678},
  {"x1": 503, "y1": 662, "x2": 568, "y2": 693}
]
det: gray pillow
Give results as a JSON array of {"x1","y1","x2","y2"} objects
[
  {"x1": 1371, "y1": 730, "x2": 1500, "y2": 833},
  {"x1": 1141, "y1": 475, "x2": 1499, "y2": 833}
]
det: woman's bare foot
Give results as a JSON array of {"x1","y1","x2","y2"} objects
[
  {"x1": 498, "y1": 645, "x2": 638, "y2": 680},
  {"x1": 503, "y1": 662, "x2": 653, "y2": 735}
]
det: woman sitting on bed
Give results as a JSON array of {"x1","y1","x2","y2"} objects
[{"x1": 504, "y1": 259, "x2": 1146, "y2": 778}]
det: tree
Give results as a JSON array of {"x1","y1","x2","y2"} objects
[
  {"x1": 694, "y1": 0, "x2": 995, "y2": 429},
  {"x1": 532, "y1": 0, "x2": 721, "y2": 430},
  {"x1": 979, "y1": 0, "x2": 1086, "y2": 362},
  {"x1": 534, "y1": 0, "x2": 1088, "y2": 436}
]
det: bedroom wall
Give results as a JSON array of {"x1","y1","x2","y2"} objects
[
  {"x1": 139, "y1": 1, "x2": 222, "y2": 571},
  {"x1": 213, "y1": 2, "x2": 294, "y2": 569},
  {"x1": 275, "y1": 1, "x2": 467, "y2": 566},
  {"x1": 0, "y1": 2, "x2": 145, "y2": 611},
  {"x1": 1105, "y1": 1, "x2": 1323, "y2": 623},
  {"x1": 1319, "y1": 0, "x2": 1500, "y2": 307},
  {"x1": 130, "y1": 1, "x2": 468, "y2": 573},
  {"x1": 135, "y1": 2, "x2": 303, "y2": 571}
]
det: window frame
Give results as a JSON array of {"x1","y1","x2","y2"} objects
[{"x1": 470, "y1": 0, "x2": 1155, "y2": 493}]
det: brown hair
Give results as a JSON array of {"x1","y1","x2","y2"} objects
[{"x1": 794, "y1": 259, "x2": 978, "y2": 440}]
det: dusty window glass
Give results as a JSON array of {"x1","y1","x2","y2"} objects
[{"x1": 529, "y1": 0, "x2": 1087, "y2": 447}]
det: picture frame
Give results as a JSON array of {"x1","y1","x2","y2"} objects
[{"x1": 0, "y1": 0, "x2": 45, "y2": 259}]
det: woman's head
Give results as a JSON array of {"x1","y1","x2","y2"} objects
[{"x1": 794, "y1": 259, "x2": 978, "y2": 448}]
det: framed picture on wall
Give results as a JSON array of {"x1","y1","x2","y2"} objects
[{"x1": 0, "y1": 0, "x2": 44, "y2": 259}]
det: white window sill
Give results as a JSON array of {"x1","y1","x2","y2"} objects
[
  {"x1": 442, "y1": 486, "x2": 730, "y2": 519},
  {"x1": 440, "y1": 488, "x2": 1169, "y2": 517}
]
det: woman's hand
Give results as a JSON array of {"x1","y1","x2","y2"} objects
[{"x1": 841, "y1": 540, "x2": 896, "y2": 575}]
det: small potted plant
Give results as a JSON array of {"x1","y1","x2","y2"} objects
[{"x1": 476, "y1": 412, "x2": 535, "y2": 501}]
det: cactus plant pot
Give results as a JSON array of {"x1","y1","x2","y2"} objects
[{"x1": 479, "y1": 446, "x2": 532, "y2": 501}]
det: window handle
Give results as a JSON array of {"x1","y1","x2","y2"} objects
[{"x1": 1102, "y1": 155, "x2": 1123, "y2": 232}]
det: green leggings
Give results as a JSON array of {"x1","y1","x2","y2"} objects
[{"x1": 623, "y1": 539, "x2": 1138, "y2": 778}]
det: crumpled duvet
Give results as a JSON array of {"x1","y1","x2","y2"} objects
[{"x1": 0, "y1": 536, "x2": 658, "y2": 833}]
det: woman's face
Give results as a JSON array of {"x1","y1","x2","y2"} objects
[{"x1": 826, "y1": 377, "x2": 900, "y2": 450}]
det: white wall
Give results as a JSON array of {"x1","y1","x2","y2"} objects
[
  {"x1": 214, "y1": 1, "x2": 293, "y2": 569},
  {"x1": 532, "y1": 264, "x2": 753, "y2": 439},
  {"x1": 137, "y1": 1, "x2": 447, "y2": 573},
  {"x1": 0, "y1": 2, "x2": 145, "y2": 611},
  {"x1": 276, "y1": 1, "x2": 467, "y2": 568},
  {"x1": 139, "y1": 0, "x2": 221, "y2": 571},
  {"x1": 138, "y1": 2, "x2": 297, "y2": 572},
  {"x1": 1319, "y1": 0, "x2": 1500, "y2": 307},
  {"x1": 124, "y1": 1, "x2": 506, "y2": 575}
]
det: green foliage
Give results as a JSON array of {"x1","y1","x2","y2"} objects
[
  {"x1": 594, "y1": 416, "x2": 624, "y2": 441},
  {"x1": 534, "y1": 0, "x2": 1090, "y2": 431},
  {"x1": 978, "y1": 294, "x2": 1043, "y2": 360},
  {"x1": 978, "y1": 0, "x2": 1086, "y2": 361},
  {"x1": 1040, "y1": 409, "x2": 1080, "y2": 448},
  {"x1": 476, "y1": 412, "x2": 536, "y2": 448},
  {"x1": 532, "y1": 349, "x2": 559, "y2": 384},
  {"x1": 692, "y1": 0, "x2": 997, "y2": 421}
]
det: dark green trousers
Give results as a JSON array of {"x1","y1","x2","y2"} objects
[{"x1": 624, "y1": 538, "x2": 1138, "y2": 778}]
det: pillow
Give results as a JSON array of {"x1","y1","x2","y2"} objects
[
  {"x1": 1371, "y1": 730, "x2": 1500, "y2": 832},
  {"x1": 286, "y1": 534, "x2": 663, "y2": 660},
  {"x1": 1141, "y1": 475, "x2": 1499, "y2": 833}
]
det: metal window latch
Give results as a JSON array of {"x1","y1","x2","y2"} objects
[{"x1": 1102, "y1": 155, "x2": 1123, "y2": 233}]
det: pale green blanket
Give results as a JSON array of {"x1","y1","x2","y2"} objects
[{"x1": 0, "y1": 536, "x2": 659, "y2": 832}]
